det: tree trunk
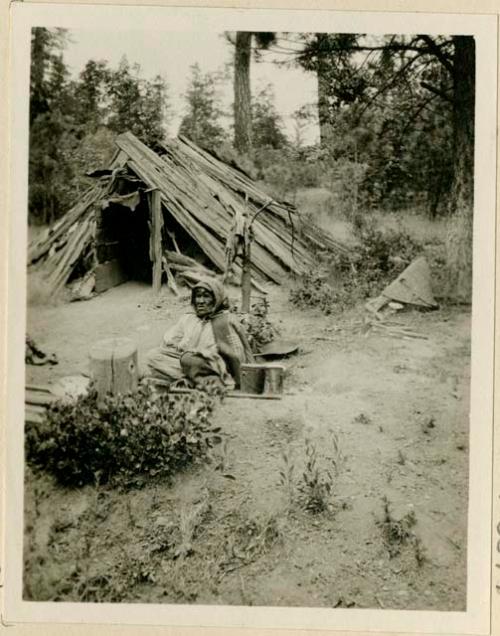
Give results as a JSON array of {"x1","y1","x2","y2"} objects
[
  {"x1": 234, "y1": 31, "x2": 253, "y2": 154},
  {"x1": 317, "y1": 64, "x2": 333, "y2": 149},
  {"x1": 30, "y1": 28, "x2": 49, "y2": 123},
  {"x1": 445, "y1": 36, "x2": 475, "y2": 302},
  {"x1": 315, "y1": 34, "x2": 334, "y2": 150},
  {"x1": 89, "y1": 338, "x2": 138, "y2": 404}
]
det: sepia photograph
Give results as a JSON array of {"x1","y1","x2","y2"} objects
[{"x1": 3, "y1": 3, "x2": 497, "y2": 633}]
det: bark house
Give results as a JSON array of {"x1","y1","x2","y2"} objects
[{"x1": 28, "y1": 132, "x2": 348, "y2": 298}]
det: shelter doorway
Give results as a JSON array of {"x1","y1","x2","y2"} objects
[{"x1": 94, "y1": 196, "x2": 152, "y2": 292}]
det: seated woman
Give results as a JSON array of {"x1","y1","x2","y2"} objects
[{"x1": 146, "y1": 278, "x2": 253, "y2": 390}]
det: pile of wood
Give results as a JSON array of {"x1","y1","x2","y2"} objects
[
  {"x1": 25, "y1": 384, "x2": 56, "y2": 424},
  {"x1": 28, "y1": 183, "x2": 109, "y2": 294},
  {"x1": 28, "y1": 131, "x2": 351, "y2": 296}
]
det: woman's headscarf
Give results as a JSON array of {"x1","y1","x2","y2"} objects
[{"x1": 191, "y1": 278, "x2": 229, "y2": 316}]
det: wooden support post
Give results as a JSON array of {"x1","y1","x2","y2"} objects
[
  {"x1": 89, "y1": 338, "x2": 138, "y2": 403},
  {"x1": 150, "y1": 189, "x2": 163, "y2": 295},
  {"x1": 241, "y1": 237, "x2": 252, "y2": 313}
]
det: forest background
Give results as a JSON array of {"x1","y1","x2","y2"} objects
[{"x1": 29, "y1": 29, "x2": 474, "y2": 300}]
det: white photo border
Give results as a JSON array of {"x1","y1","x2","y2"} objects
[{"x1": 3, "y1": 3, "x2": 497, "y2": 633}]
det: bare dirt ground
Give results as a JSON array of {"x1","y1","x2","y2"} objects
[{"x1": 24, "y1": 279, "x2": 470, "y2": 609}]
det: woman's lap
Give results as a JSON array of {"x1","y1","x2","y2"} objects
[
  {"x1": 145, "y1": 347, "x2": 233, "y2": 390},
  {"x1": 145, "y1": 348, "x2": 183, "y2": 382}
]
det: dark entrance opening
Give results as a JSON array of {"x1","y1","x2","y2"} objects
[
  {"x1": 94, "y1": 195, "x2": 152, "y2": 292},
  {"x1": 93, "y1": 185, "x2": 218, "y2": 293}
]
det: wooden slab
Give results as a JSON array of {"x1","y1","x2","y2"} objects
[{"x1": 94, "y1": 260, "x2": 129, "y2": 293}]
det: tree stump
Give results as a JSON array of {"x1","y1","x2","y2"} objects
[{"x1": 89, "y1": 338, "x2": 138, "y2": 402}]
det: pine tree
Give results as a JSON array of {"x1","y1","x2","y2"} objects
[{"x1": 179, "y1": 63, "x2": 226, "y2": 149}]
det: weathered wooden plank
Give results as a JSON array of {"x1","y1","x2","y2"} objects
[
  {"x1": 116, "y1": 135, "x2": 291, "y2": 283},
  {"x1": 94, "y1": 259, "x2": 129, "y2": 293},
  {"x1": 25, "y1": 391, "x2": 55, "y2": 406},
  {"x1": 164, "y1": 249, "x2": 200, "y2": 269},
  {"x1": 173, "y1": 137, "x2": 294, "y2": 222},
  {"x1": 174, "y1": 136, "x2": 349, "y2": 255},
  {"x1": 47, "y1": 218, "x2": 90, "y2": 287},
  {"x1": 150, "y1": 189, "x2": 163, "y2": 295},
  {"x1": 28, "y1": 187, "x2": 101, "y2": 264},
  {"x1": 51, "y1": 222, "x2": 95, "y2": 293},
  {"x1": 161, "y1": 256, "x2": 179, "y2": 295},
  {"x1": 163, "y1": 138, "x2": 316, "y2": 270},
  {"x1": 26, "y1": 404, "x2": 47, "y2": 414},
  {"x1": 26, "y1": 383, "x2": 53, "y2": 393}
]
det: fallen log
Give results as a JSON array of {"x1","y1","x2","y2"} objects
[{"x1": 164, "y1": 249, "x2": 202, "y2": 269}]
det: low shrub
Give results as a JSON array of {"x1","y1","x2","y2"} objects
[
  {"x1": 240, "y1": 297, "x2": 279, "y2": 353},
  {"x1": 290, "y1": 223, "x2": 422, "y2": 314},
  {"x1": 298, "y1": 439, "x2": 333, "y2": 514},
  {"x1": 378, "y1": 496, "x2": 424, "y2": 561},
  {"x1": 354, "y1": 222, "x2": 422, "y2": 277},
  {"x1": 25, "y1": 383, "x2": 222, "y2": 488},
  {"x1": 289, "y1": 269, "x2": 341, "y2": 315}
]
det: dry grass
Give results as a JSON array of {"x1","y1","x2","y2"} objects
[
  {"x1": 373, "y1": 209, "x2": 448, "y2": 245},
  {"x1": 295, "y1": 188, "x2": 358, "y2": 246},
  {"x1": 295, "y1": 187, "x2": 447, "y2": 248}
]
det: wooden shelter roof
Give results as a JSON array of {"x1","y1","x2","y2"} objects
[{"x1": 28, "y1": 132, "x2": 350, "y2": 294}]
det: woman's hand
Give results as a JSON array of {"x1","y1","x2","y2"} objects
[{"x1": 190, "y1": 344, "x2": 217, "y2": 359}]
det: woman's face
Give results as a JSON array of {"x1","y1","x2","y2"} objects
[{"x1": 193, "y1": 287, "x2": 216, "y2": 317}]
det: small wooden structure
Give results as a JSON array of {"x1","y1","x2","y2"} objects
[{"x1": 240, "y1": 363, "x2": 285, "y2": 396}]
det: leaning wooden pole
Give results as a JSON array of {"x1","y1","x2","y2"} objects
[{"x1": 241, "y1": 234, "x2": 252, "y2": 313}]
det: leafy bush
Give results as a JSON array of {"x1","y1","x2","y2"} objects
[
  {"x1": 26, "y1": 384, "x2": 222, "y2": 488},
  {"x1": 354, "y1": 221, "x2": 422, "y2": 277},
  {"x1": 240, "y1": 297, "x2": 278, "y2": 352},
  {"x1": 289, "y1": 269, "x2": 341, "y2": 315},
  {"x1": 290, "y1": 223, "x2": 422, "y2": 314}
]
